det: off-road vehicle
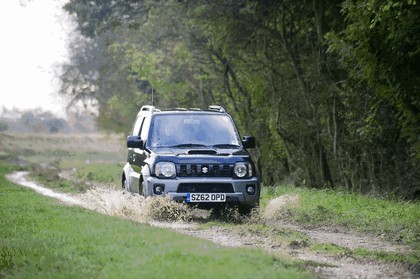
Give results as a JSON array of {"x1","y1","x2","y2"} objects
[{"x1": 122, "y1": 105, "x2": 260, "y2": 212}]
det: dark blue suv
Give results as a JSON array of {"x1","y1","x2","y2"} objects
[{"x1": 122, "y1": 105, "x2": 260, "y2": 212}]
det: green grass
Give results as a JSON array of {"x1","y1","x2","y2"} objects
[
  {"x1": 28, "y1": 162, "x2": 123, "y2": 194},
  {"x1": 310, "y1": 243, "x2": 419, "y2": 265},
  {"x1": 226, "y1": 223, "x2": 310, "y2": 249},
  {"x1": 74, "y1": 162, "x2": 124, "y2": 185},
  {"x1": 310, "y1": 243, "x2": 348, "y2": 255},
  {"x1": 30, "y1": 166, "x2": 90, "y2": 194},
  {"x1": 261, "y1": 185, "x2": 420, "y2": 249},
  {"x1": 2, "y1": 131, "x2": 419, "y2": 272},
  {"x1": 0, "y1": 163, "x2": 313, "y2": 279},
  {"x1": 0, "y1": 132, "x2": 126, "y2": 168},
  {"x1": 0, "y1": 132, "x2": 125, "y2": 192}
]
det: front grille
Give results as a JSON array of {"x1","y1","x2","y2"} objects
[
  {"x1": 177, "y1": 183, "x2": 234, "y2": 193},
  {"x1": 177, "y1": 164, "x2": 233, "y2": 177}
]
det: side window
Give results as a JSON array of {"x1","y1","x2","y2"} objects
[
  {"x1": 132, "y1": 116, "x2": 144, "y2": 136},
  {"x1": 140, "y1": 117, "x2": 151, "y2": 141}
]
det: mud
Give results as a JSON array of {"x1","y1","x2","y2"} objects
[{"x1": 6, "y1": 171, "x2": 417, "y2": 279}]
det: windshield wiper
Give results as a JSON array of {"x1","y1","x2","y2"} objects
[
  {"x1": 171, "y1": 143, "x2": 207, "y2": 148},
  {"x1": 212, "y1": 144, "x2": 241, "y2": 149}
]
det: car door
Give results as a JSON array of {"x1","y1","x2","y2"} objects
[{"x1": 128, "y1": 115, "x2": 150, "y2": 193}]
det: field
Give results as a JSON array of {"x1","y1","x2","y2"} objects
[
  {"x1": 0, "y1": 131, "x2": 419, "y2": 278},
  {"x1": 0, "y1": 163, "x2": 312, "y2": 279}
]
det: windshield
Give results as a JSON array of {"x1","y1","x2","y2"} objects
[{"x1": 148, "y1": 114, "x2": 241, "y2": 148}]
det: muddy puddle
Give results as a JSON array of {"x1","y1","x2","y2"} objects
[{"x1": 7, "y1": 171, "x2": 198, "y2": 223}]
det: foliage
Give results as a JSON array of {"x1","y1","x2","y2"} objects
[{"x1": 61, "y1": 0, "x2": 420, "y2": 198}]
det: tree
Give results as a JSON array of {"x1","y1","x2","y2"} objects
[
  {"x1": 326, "y1": 0, "x2": 420, "y2": 196},
  {"x1": 61, "y1": 0, "x2": 419, "y2": 198}
]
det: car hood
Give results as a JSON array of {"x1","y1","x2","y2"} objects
[{"x1": 149, "y1": 147, "x2": 248, "y2": 156}]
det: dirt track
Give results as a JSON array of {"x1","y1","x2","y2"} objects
[{"x1": 6, "y1": 171, "x2": 417, "y2": 279}]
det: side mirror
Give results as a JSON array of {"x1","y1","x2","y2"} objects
[
  {"x1": 242, "y1": 136, "x2": 256, "y2": 149},
  {"x1": 127, "y1": 136, "x2": 144, "y2": 149}
]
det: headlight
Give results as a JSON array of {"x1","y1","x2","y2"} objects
[
  {"x1": 155, "y1": 162, "x2": 176, "y2": 178},
  {"x1": 234, "y1": 162, "x2": 251, "y2": 178}
]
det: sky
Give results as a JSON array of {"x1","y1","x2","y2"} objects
[{"x1": 0, "y1": 0, "x2": 73, "y2": 118}]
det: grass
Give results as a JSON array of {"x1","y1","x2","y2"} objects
[
  {"x1": 1, "y1": 131, "x2": 419, "y2": 271},
  {"x1": 0, "y1": 132, "x2": 126, "y2": 167},
  {"x1": 0, "y1": 132, "x2": 125, "y2": 192},
  {"x1": 30, "y1": 166, "x2": 90, "y2": 194},
  {"x1": 7, "y1": 128, "x2": 415, "y2": 241},
  {"x1": 73, "y1": 162, "x2": 124, "y2": 185},
  {"x1": 310, "y1": 243, "x2": 348, "y2": 255},
  {"x1": 0, "y1": 163, "x2": 313, "y2": 279},
  {"x1": 222, "y1": 223, "x2": 311, "y2": 249},
  {"x1": 310, "y1": 243, "x2": 419, "y2": 265},
  {"x1": 28, "y1": 162, "x2": 123, "y2": 194},
  {"x1": 260, "y1": 185, "x2": 420, "y2": 249}
]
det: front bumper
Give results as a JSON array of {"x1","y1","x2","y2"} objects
[{"x1": 145, "y1": 176, "x2": 260, "y2": 204}]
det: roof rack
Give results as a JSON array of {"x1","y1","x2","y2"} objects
[
  {"x1": 139, "y1": 105, "x2": 226, "y2": 113},
  {"x1": 140, "y1": 105, "x2": 156, "y2": 112},
  {"x1": 208, "y1": 105, "x2": 226, "y2": 113}
]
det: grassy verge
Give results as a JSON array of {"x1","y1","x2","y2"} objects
[
  {"x1": 2, "y1": 132, "x2": 418, "y2": 270},
  {"x1": 72, "y1": 162, "x2": 124, "y2": 185},
  {"x1": 261, "y1": 185, "x2": 420, "y2": 250},
  {"x1": 0, "y1": 163, "x2": 313, "y2": 279},
  {"x1": 204, "y1": 222, "x2": 311, "y2": 249},
  {"x1": 0, "y1": 132, "x2": 125, "y2": 166},
  {"x1": 0, "y1": 132, "x2": 125, "y2": 192},
  {"x1": 310, "y1": 243, "x2": 419, "y2": 265},
  {"x1": 28, "y1": 162, "x2": 123, "y2": 194},
  {"x1": 30, "y1": 165, "x2": 90, "y2": 194}
]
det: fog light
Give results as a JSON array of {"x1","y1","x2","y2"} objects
[
  {"x1": 246, "y1": 185, "x2": 255, "y2": 195},
  {"x1": 153, "y1": 184, "x2": 165, "y2": 195}
]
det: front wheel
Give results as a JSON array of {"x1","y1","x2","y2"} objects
[
  {"x1": 139, "y1": 181, "x2": 145, "y2": 196},
  {"x1": 238, "y1": 203, "x2": 258, "y2": 216},
  {"x1": 122, "y1": 177, "x2": 128, "y2": 194}
]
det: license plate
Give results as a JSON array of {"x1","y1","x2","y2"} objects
[{"x1": 186, "y1": 193, "x2": 226, "y2": 203}]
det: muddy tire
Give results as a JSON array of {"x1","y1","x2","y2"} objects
[
  {"x1": 210, "y1": 204, "x2": 228, "y2": 218},
  {"x1": 122, "y1": 175, "x2": 129, "y2": 194},
  {"x1": 139, "y1": 181, "x2": 145, "y2": 196},
  {"x1": 122, "y1": 176, "x2": 126, "y2": 191},
  {"x1": 238, "y1": 203, "x2": 257, "y2": 216}
]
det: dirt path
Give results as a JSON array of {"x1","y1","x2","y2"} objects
[
  {"x1": 6, "y1": 171, "x2": 417, "y2": 279},
  {"x1": 165, "y1": 224, "x2": 414, "y2": 279}
]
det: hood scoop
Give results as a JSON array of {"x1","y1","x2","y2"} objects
[{"x1": 188, "y1": 149, "x2": 217, "y2": 155}]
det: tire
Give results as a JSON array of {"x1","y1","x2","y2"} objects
[
  {"x1": 210, "y1": 204, "x2": 228, "y2": 219},
  {"x1": 238, "y1": 203, "x2": 256, "y2": 216},
  {"x1": 139, "y1": 180, "x2": 145, "y2": 197},
  {"x1": 122, "y1": 177, "x2": 125, "y2": 190},
  {"x1": 122, "y1": 175, "x2": 130, "y2": 194}
]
